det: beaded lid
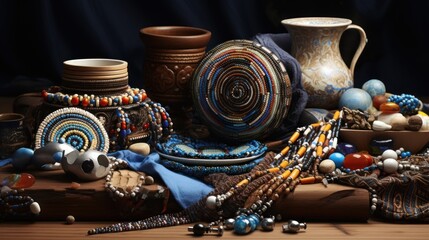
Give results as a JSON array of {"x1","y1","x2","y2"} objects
[{"x1": 191, "y1": 40, "x2": 292, "y2": 142}]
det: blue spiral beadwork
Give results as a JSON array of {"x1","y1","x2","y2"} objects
[
  {"x1": 160, "y1": 156, "x2": 263, "y2": 177},
  {"x1": 191, "y1": 40, "x2": 292, "y2": 142},
  {"x1": 156, "y1": 134, "x2": 267, "y2": 160},
  {"x1": 35, "y1": 107, "x2": 109, "y2": 153}
]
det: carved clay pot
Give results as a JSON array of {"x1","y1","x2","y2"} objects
[
  {"x1": 282, "y1": 17, "x2": 367, "y2": 109},
  {"x1": 139, "y1": 26, "x2": 211, "y2": 130}
]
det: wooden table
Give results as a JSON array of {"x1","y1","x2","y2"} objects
[
  {"x1": 0, "y1": 219, "x2": 427, "y2": 240},
  {"x1": 1, "y1": 96, "x2": 428, "y2": 239}
]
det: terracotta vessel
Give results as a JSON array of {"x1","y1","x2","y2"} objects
[
  {"x1": 140, "y1": 26, "x2": 211, "y2": 130},
  {"x1": 282, "y1": 17, "x2": 367, "y2": 109}
]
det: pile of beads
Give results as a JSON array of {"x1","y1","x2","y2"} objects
[
  {"x1": 387, "y1": 94, "x2": 421, "y2": 115},
  {"x1": 42, "y1": 87, "x2": 148, "y2": 108}
]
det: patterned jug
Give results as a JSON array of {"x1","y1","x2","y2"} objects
[{"x1": 282, "y1": 17, "x2": 367, "y2": 109}]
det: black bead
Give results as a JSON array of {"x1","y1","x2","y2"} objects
[{"x1": 193, "y1": 223, "x2": 206, "y2": 236}]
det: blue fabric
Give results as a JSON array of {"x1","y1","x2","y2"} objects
[
  {"x1": 253, "y1": 33, "x2": 308, "y2": 141},
  {"x1": 0, "y1": 158, "x2": 12, "y2": 167},
  {"x1": 108, "y1": 150, "x2": 214, "y2": 209}
]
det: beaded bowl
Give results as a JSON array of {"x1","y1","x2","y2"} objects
[{"x1": 339, "y1": 128, "x2": 429, "y2": 154}]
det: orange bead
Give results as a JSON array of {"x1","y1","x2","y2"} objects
[
  {"x1": 380, "y1": 102, "x2": 400, "y2": 114},
  {"x1": 122, "y1": 96, "x2": 129, "y2": 105}
]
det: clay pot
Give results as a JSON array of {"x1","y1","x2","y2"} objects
[{"x1": 140, "y1": 26, "x2": 211, "y2": 130}]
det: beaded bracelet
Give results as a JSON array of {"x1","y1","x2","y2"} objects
[
  {"x1": 42, "y1": 87, "x2": 148, "y2": 108},
  {"x1": 104, "y1": 157, "x2": 156, "y2": 200},
  {"x1": 109, "y1": 107, "x2": 135, "y2": 151},
  {"x1": 141, "y1": 101, "x2": 173, "y2": 144},
  {"x1": 160, "y1": 157, "x2": 263, "y2": 178},
  {"x1": 156, "y1": 134, "x2": 267, "y2": 160}
]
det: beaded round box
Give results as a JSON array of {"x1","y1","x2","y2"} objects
[
  {"x1": 33, "y1": 59, "x2": 173, "y2": 151},
  {"x1": 191, "y1": 40, "x2": 292, "y2": 142}
]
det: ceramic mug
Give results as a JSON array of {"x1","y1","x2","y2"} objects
[{"x1": 0, "y1": 113, "x2": 30, "y2": 159}]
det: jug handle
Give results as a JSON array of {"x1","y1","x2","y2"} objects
[{"x1": 345, "y1": 24, "x2": 367, "y2": 78}]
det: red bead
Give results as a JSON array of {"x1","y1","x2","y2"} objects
[
  {"x1": 130, "y1": 125, "x2": 137, "y2": 132},
  {"x1": 41, "y1": 90, "x2": 48, "y2": 100},
  {"x1": 100, "y1": 98, "x2": 109, "y2": 107},
  {"x1": 81, "y1": 98, "x2": 90, "y2": 107},
  {"x1": 380, "y1": 102, "x2": 400, "y2": 114},
  {"x1": 143, "y1": 122, "x2": 150, "y2": 129},
  {"x1": 141, "y1": 92, "x2": 147, "y2": 101},
  {"x1": 121, "y1": 122, "x2": 127, "y2": 129},
  {"x1": 2, "y1": 173, "x2": 36, "y2": 189},
  {"x1": 372, "y1": 95, "x2": 388, "y2": 110},
  {"x1": 71, "y1": 96, "x2": 80, "y2": 106},
  {"x1": 343, "y1": 153, "x2": 373, "y2": 170},
  {"x1": 161, "y1": 112, "x2": 167, "y2": 120},
  {"x1": 122, "y1": 96, "x2": 129, "y2": 105}
]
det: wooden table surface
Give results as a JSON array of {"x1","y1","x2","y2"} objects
[
  {"x1": 1, "y1": 219, "x2": 427, "y2": 240},
  {"x1": 1, "y1": 96, "x2": 428, "y2": 239}
]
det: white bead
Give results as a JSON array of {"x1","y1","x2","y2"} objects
[
  {"x1": 371, "y1": 198, "x2": 378, "y2": 204},
  {"x1": 318, "y1": 159, "x2": 336, "y2": 174},
  {"x1": 382, "y1": 149, "x2": 398, "y2": 160},
  {"x1": 383, "y1": 158, "x2": 399, "y2": 174},
  {"x1": 370, "y1": 205, "x2": 377, "y2": 211},
  {"x1": 206, "y1": 195, "x2": 217, "y2": 210},
  {"x1": 30, "y1": 202, "x2": 41, "y2": 215}
]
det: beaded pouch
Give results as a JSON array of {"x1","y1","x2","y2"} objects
[{"x1": 156, "y1": 134, "x2": 267, "y2": 166}]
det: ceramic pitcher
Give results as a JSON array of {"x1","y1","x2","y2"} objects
[{"x1": 282, "y1": 17, "x2": 367, "y2": 109}]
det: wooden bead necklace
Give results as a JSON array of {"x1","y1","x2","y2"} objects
[{"x1": 87, "y1": 111, "x2": 342, "y2": 235}]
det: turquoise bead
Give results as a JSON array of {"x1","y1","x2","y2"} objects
[
  {"x1": 248, "y1": 214, "x2": 260, "y2": 231},
  {"x1": 329, "y1": 152, "x2": 345, "y2": 168},
  {"x1": 234, "y1": 218, "x2": 251, "y2": 235}
]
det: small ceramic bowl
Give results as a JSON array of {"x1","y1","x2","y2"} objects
[
  {"x1": 339, "y1": 128, "x2": 429, "y2": 154},
  {"x1": 63, "y1": 58, "x2": 127, "y2": 71}
]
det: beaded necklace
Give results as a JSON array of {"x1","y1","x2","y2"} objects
[
  {"x1": 42, "y1": 87, "x2": 148, "y2": 108},
  {"x1": 87, "y1": 110, "x2": 341, "y2": 235}
]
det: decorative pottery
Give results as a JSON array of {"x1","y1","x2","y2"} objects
[
  {"x1": 282, "y1": 17, "x2": 367, "y2": 109},
  {"x1": 0, "y1": 113, "x2": 30, "y2": 159},
  {"x1": 140, "y1": 26, "x2": 211, "y2": 131}
]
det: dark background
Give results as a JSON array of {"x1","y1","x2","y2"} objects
[{"x1": 1, "y1": 0, "x2": 427, "y2": 98}]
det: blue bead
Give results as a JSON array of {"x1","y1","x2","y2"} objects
[
  {"x1": 329, "y1": 152, "x2": 345, "y2": 168},
  {"x1": 234, "y1": 218, "x2": 251, "y2": 235},
  {"x1": 12, "y1": 148, "x2": 34, "y2": 171}
]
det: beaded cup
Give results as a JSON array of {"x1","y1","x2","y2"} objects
[
  {"x1": 191, "y1": 40, "x2": 292, "y2": 142},
  {"x1": 35, "y1": 107, "x2": 109, "y2": 153}
]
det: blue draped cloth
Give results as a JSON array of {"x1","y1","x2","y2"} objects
[{"x1": 109, "y1": 150, "x2": 213, "y2": 209}]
